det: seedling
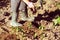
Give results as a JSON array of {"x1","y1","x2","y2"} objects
[
  {"x1": 53, "y1": 16, "x2": 60, "y2": 25},
  {"x1": 39, "y1": 25, "x2": 45, "y2": 30},
  {"x1": 34, "y1": 33, "x2": 37, "y2": 38},
  {"x1": 28, "y1": 23, "x2": 32, "y2": 28},
  {"x1": 11, "y1": 27, "x2": 24, "y2": 34}
]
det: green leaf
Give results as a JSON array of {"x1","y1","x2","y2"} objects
[
  {"x1": 39, "y1": 26, "x2": 44, "y2": 30},
  {"x1": 34, "y1": 33, "x2": 37, "y2": 38},
  {"x1": 53, "y1": 16, "x2": 60, "y2": 25}
]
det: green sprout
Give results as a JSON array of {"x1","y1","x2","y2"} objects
[
  {"x1": 11, "y1": 27, "x2": 24, "y2": 34},
  {"x1": 34, "y1": 33, "x2": 37, "y2": 38},
  {"x1": 18, "y1": 27, "x2": 24, "y2": 32},
  {"x1": 39, "y1": 25, "x2": 45, "y2": 30},
  {"x1": 28, "y1": 23, "x2": 32, "y2": 28},
  {"x1": 12, "y1": 27, "x2": 18, "y2": 31},
  {"x1": 53, "y1": 16, "x2": 60, "y2": 25}
]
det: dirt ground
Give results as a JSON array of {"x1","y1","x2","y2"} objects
[{"x1": 0, "y1": 0, "x2": 60, "y2": 40}]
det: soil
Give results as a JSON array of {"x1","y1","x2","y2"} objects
[{"x1": 0, "y1": 0, "x2": 60, "y2": 40}]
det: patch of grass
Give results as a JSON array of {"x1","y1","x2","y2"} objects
[
  {"x1": 12, "y1": 27, "x2": 18, "y2": 31},
  {"x1": 11, "y1": 27, "x2": 24, "y2": 34},
  {"x1": 53, "y1": 16, "x2": 60, "y2": 25},
  {"x1": 18, "y1": 27, "x2": 24, "y2": 32}
]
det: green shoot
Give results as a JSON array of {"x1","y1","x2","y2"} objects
[
  {"x1": 34, "y1": 33, "x2": 37, "y2": 38},
  {"x1": 53, "y1": 16, "x2": 60, "y2": 25},
  {"x1": 39, "y1": 25, "x2": 45, "y2": 30},
  {"x1": 28, "y1": 23, "x2": 32, "y2": 28},
  {"x1": 11, "y1": 27, "x2": 24, "y2": 34}
]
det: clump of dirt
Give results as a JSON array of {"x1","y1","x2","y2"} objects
[{"x1": 0, "y1": 0, "x2": 10, "y2": 8}]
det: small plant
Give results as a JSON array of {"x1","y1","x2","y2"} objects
[
  {"x1": 18, "y1": 27, "x2": 24, "y2": 32},
  {"x1": 28, "y1": 23, "x2": 32, "y2": 28},
  {"x1": 10, "y1": 27, "x2": 19, "y2": 34},
  {"x1": 11, "y1": 27, "x2": 24, "y2": 34},
  {"x1": 53, "y1": 16, "x2": 60, "y2": 25},
  {"x1": 39, "y1": 25, "x2": 45, "y2": 30},
  {"x1": 34, "y1": 33, "x2": 37, "y2": 38},
  {"x1": 12, "y1": 27, "x2": 18, "y2": 31}
]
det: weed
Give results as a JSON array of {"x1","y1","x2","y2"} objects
[
  {"x1": 53, "y1": 16, "x2": 60, "y2": 25},
  {"x1": 34, "y1": 33, "x2": 37, "y2": 38},
  {"x1": 39, "y1": 25, "x2": 45, "y2": 30},
  {"x1": 28, "y1": 23, "x2": 32, "y2": 28}
]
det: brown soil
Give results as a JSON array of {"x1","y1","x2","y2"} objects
[{"x1": 0, "y1": 0, "x2": 60, "y2": 40}]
